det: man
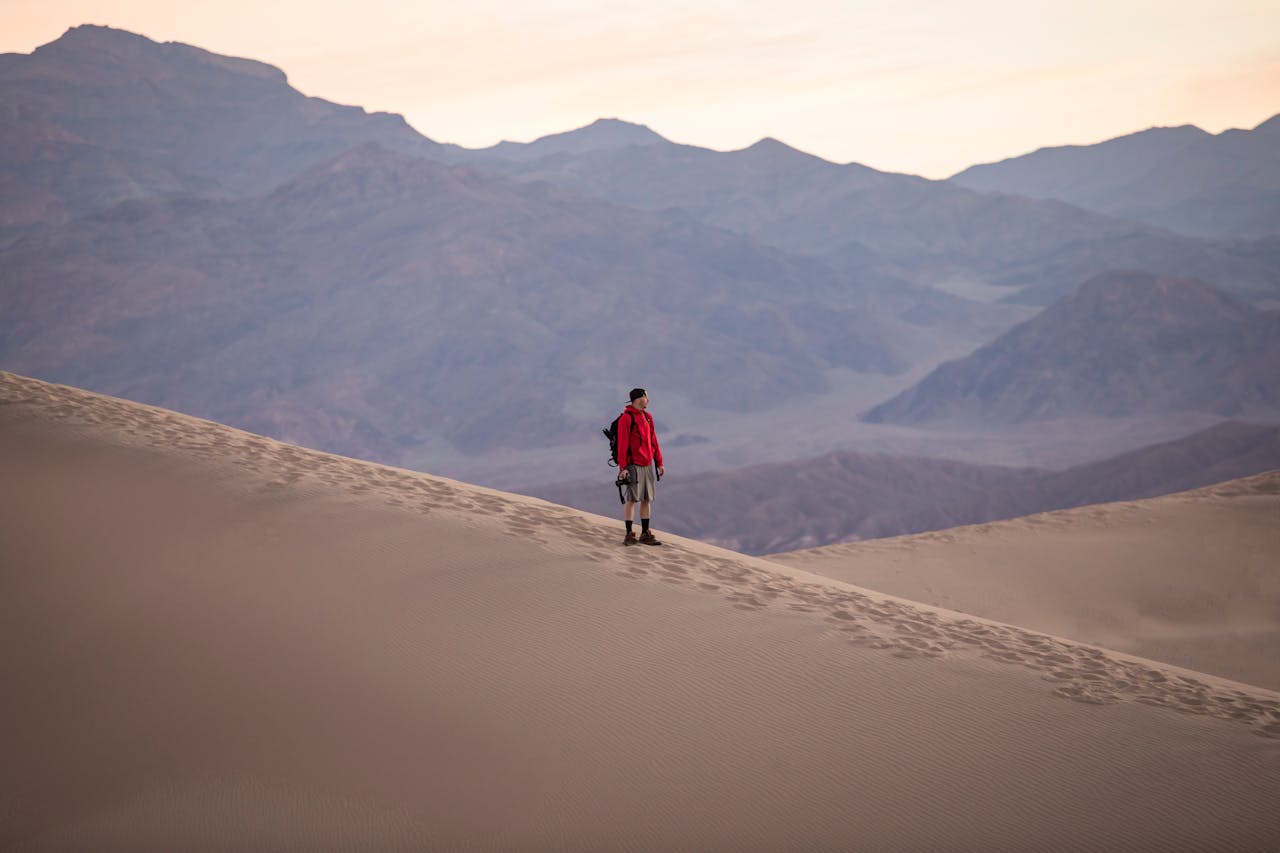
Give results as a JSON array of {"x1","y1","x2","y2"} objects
[{"x1": 617, "y1": 388, "x2": 665, "y2": 546}]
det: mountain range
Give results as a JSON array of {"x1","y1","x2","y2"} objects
[
  {"x1": 451, "y1": 120, "x2": 1280, "y2": 308},
  {"x1": 951, "y1": 117, "x2": 1280, "y2": 240},
  {"x1": 1, "y1": 141, "x2": 910, "y2": 459},
  {"x1": 2, "y1": 24, "x2": 1278, "y2": 485}
]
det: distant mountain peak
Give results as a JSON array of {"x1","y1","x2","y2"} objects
[
  {"x1": 32, "y1": 23, "x2": 289, "y2": 84},
  {"x1": 737, "y1": 136, "x2": 833, "y2": 168},
  {"x1": 576, "y1": 117, "x2": 664, "y2": 138},
  {"x1": 745, "y1": 136, "x2": 795, "y2": 152},
  {"x1": 533, "y1": 117, "x2": 669, "y2": 148},
  {"x1": 53, "y1": 23, "x2": 147, "y2": 44},
  {"x1": 1066, "y1": 270, "x2": 1249, "y2": 323},
  {"x1": 954, "y1": 123, "x2": 1209, "y2": 180},
  {"x1": 1255, "y1": 113, "x2": 1280, "y2": 135},
  {"x1": 477, "y1": 117, "x2": 668, "y2": 160},
  {"x1": 33, "y1": 24, "x2": 154, "y2": 58}
]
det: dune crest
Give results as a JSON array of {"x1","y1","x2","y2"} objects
[{"x1": 774, "y1": 469, "x2": 1280, "y2": 691}]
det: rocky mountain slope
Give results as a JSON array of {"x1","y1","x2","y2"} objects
[
  {"x1": 864, "y1": 271, "x2": 1280, "y2": 425},
  {"x1": 1, "y1": 142, "x2": 908, "y2": 461},
  {"x1": 0, "y1": 24, "x2": 447, "y2": 235}
]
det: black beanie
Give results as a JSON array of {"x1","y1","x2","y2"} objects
[{"x1": 629, "y1": 388, "x2": 647, "y2": 402}]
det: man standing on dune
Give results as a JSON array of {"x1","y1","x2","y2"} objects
[{"x1": 618, "y1": 388, "x2": 665, "y2": 546}]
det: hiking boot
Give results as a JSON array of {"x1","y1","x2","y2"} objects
[
  {"x1": 639, "y1": 530, "x2": 662, "y2": 546},
  {"x1": 623, "y1": 530, "x2": 638, "y2": 546}
]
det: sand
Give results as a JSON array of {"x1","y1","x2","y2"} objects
[
  {"x1": 773, "y1": 473, "x2": 1280, "y2": 692},
  {"x1": 3, "y1": 369, "x2": 1280, "y2": 851}
]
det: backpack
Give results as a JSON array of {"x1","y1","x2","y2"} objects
[
  {"x1": 603, "y1": 410, "x2": 638, "y2": 468},
  {"x1": 603, "y1": 408, "x2": 658, "y2": 466}
]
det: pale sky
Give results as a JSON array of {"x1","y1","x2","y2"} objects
[{"x1": 4, "y1": 0, "x2": 1279, "y2": 177}]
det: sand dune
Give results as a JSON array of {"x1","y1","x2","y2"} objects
[
  {"x1": 3, "y1": 369, "x2": 1279, "y2": 851},
  {"x1": 773, "y1": 472, "x2": 1280, "y2": 693}
]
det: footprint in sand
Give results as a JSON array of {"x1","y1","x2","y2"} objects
[
  {"x1": 1054, "y1": 684, "x2": 1120, "y2": 705},
  {"x1": 726, "y1": 592, "x2": 767, "y2": 611}
]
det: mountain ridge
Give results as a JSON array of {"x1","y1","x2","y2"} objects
[
  {"x1": 458, "y1": 120, "x2": 1280, "y2": 306},
  {"x1": 863, "y1": 270, "x2": 1280, "y2": 425},
  {"x1": 5, "y1": 25, "x2": 1279, "y2": 485},
  {"x1": 950, "y1": 113, "x2": 1280, "y2": 238},
  {"x1": 0, "y1": 24, "x2": 449, "y2": 233}
]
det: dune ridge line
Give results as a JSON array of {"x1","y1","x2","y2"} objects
[{"x1": 4, "y1": 368, "x2": 1279, "y2": 741}]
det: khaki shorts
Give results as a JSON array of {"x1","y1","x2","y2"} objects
[{"x1": 624, "y1": 463, "x2": 657, "y2": 503}]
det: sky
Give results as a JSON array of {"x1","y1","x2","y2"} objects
[{"x1": 4, "y1": 0, "x2": 1279, "y2": 178}]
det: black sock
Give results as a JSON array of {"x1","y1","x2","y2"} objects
[
  {"x1": 625, "y1": 520, "x2": 633, "y2": 534},
  {"x1": 641, "y1": 517, "x2": 650, "y2": 533}
]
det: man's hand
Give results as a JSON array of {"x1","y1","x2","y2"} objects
[{"x1": 658, "y1": 466, "x2": 665, "y2": 477}]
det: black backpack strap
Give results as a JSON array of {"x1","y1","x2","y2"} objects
[
  {"x1": 614, "y1": 412, "x2": 632, "y2": 503},
  {"x1": 617, "y1": 409, "x2": 635, "y2": 465}
]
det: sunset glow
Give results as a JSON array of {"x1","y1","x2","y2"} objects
[{"x1": 4, "y1": 0, "x2": 1279, "y2": 176}]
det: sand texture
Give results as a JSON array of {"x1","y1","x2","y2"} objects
[
  {"x1": 773, "y1": 472, "x2": 1280, "y2": 692},
  {"x1": 3, "y1": 370, "x2": 1280, "y2": 852}
]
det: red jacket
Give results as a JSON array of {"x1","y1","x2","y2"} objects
[{"x1": 617, "y1": 405, "x2": 663, "y2": 469}]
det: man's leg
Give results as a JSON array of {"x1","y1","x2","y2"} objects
[
  {"x1": 623, "y1": 499, "x2": 638, "y2": 544},
  {"x1": 638, "y1": 499, "x2": 660, "y2": 544}
]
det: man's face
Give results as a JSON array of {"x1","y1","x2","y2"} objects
[{"x1": 633, "y1": 394, "x2": 649, "y2": 410}]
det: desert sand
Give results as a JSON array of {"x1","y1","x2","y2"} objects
[
  {"x1": 3, "y1": 369, "x2": 1279, "y2": 851},
  {"x1": 773, "y1": 473, "x2": 1280, "y2": 692}
]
